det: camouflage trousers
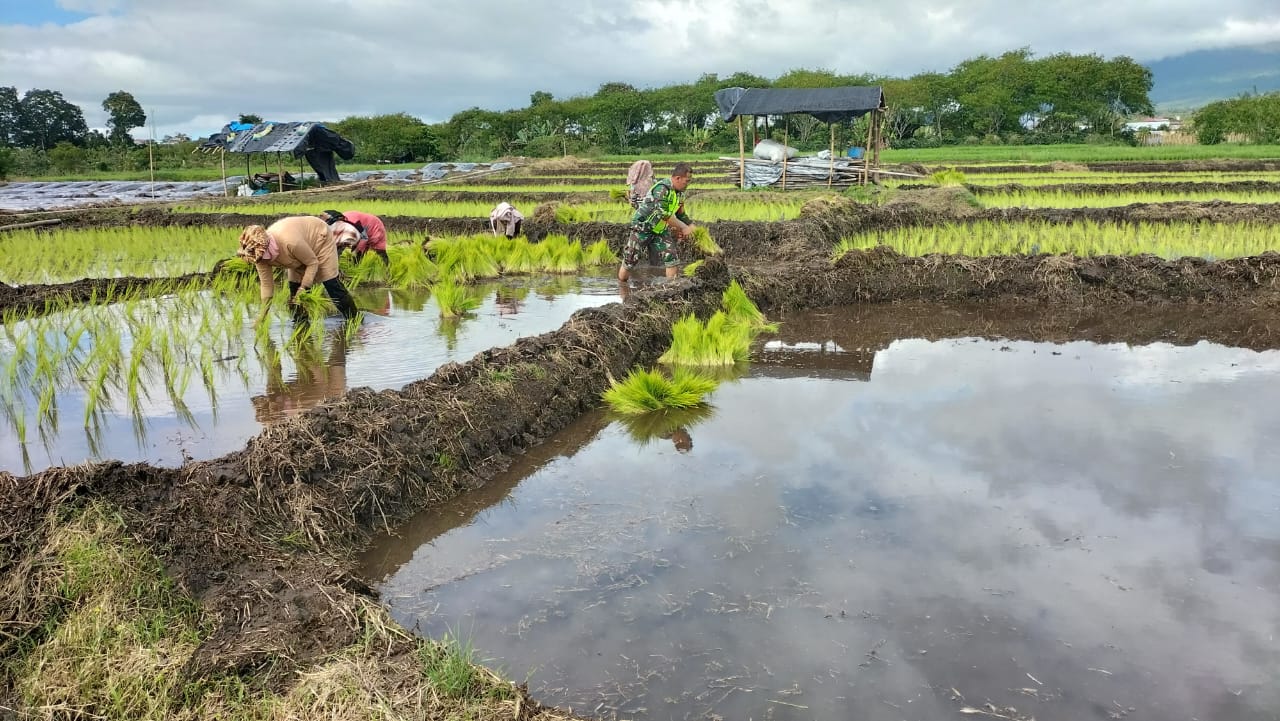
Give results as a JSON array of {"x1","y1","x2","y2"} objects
[{"x1": 621, "y1": 228, "x2": 679, "y2": 269}]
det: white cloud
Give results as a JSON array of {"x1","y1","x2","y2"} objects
[{"x1": 2, "y1": 0, "x2": 1279, "y2": 139}]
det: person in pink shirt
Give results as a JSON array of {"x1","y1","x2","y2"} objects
[{"x1": 321, "y1": 209, "x2": 389, "y2": 265}]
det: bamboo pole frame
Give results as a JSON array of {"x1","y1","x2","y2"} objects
[
  {"x1": 220, "y1": 149, "x2": 228, "y2": 196},
  {"x1": 737, "y1": 116, "x2": 745, "y2": 189},
  {"x1": 277, "y1": 153, "x2": 284, "y2": 193},
  {"x1": 828, "y1": 124, "x2": 835, "y2": 188},
  {"x1": 781, "y1": 122, "x2": 788, "y2": 190}
]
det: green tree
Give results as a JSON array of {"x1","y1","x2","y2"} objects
[
  {"x1": 588, "y1": 82, "x2": 649, "y2": 152},
  {"x1": 0, "y1": 86, "x2": 20, "y2": 146},
  {"x1": 331, "y1": 113, "x2": 439, "y2": 162},
  {"x1": 15, "y1": 89, "x2": 88, "y2": 150},
  {"x1": 237, "y1": 113, "x2": 263, "y2": 125},
  {"x1": 102, "y1": 90, "x2": 146, "y2": 146},
  {"x1": 47, "y1": 140, "x2": 87, "y2": 173}
]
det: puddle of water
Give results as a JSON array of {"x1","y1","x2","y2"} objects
[
  {"x1": 0, "y1": 275, "x2": 620, "y2": 474},
  {"x1": 363, "y1": 304, "x2": 1280, "y2": 721}
]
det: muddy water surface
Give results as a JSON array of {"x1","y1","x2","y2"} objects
[
  {"x1": 363, "y1": 304, "x2": 1280, "y2": 721},
  {"x1": 0, "y1": 275, "x2": 619, "y2": 474}
]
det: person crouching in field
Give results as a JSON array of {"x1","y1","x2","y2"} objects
[
  {"x1": 619, "y1": 162, "x2": 696, "y2": 282},
  {"x1": 321, "y1": 209, "x2": 390, "y2": 266},
  {"x1": 489, "y1": 202, "x2": 524, "y2": 239},
  {"x1": 237, "y1": 216, "x2": 359, "y2": 325}
]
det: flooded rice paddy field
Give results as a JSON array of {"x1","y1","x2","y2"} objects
[
  {"x1": 1, "y1": 274, "x2": 620, "y2": 474},
  {"x1": 363, "y1": 302, "x2": 1280, "y2": 721}
]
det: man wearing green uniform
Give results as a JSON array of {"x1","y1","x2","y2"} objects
[{"x1": 619, "y1": 162, "x2": 697, "y2": 282}]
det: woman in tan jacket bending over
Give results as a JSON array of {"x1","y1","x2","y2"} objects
[{"x1": 237, "y1": 215, "x2": 359, "y2": 324}]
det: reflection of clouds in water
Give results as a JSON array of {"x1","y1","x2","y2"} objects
[{"x1": 381, "y1": 338, "x2": 1280, "y2": 720}]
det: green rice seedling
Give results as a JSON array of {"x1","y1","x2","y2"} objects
[
  {"x1": 433, "y1": 278, "x2": 482, "y2": 318},
  {"x1": 584, "y1": 239, "x2": 619, "y2": 266},
  {"x1": 346, "y1": 252, "x2": 390, "y2": 288},
  {"x1": 602, "y1": 366, "x2": 720, "y2": 415},
  {"x1": 501, "y1": 241, "x2": 537, "y2": 274},
  {"x1": 658, "y1": 311, "x2": 753, "y2": 367},
  {"x1": 683, "y1": 260, "x2": 704, "y2": 276},
  {"x1": 688, "y1": 226, "x2": 723, "y2": 256},
  {"x1": 609, "y1": 187, "x2": 628, "y2": 200},
  {"x1": 12, "y1": 403, "x2": 26, "y2": 444},
  {"x1": 931, "y1": 169, "x2": 968, "y2": 187},
  {"x1": 291, "y1": 285, "x2": 333, "y2": 323},
  {"x1": 388, "y1": 246, "x2": 439, "y2": 288},
  {"x1": 342, "y1": 311, "x2": 365, "y2": 343},
  {"x1": 459, "y1": 241, "x2": 501, "y2": 279},
  {"x1": 540, "y1": 234, "x2": 584, "y2": 274},
  {"x1": 721, "y1": 280, "x2": 778, "y2": 332},
  {"x1": 554, "y1": 204, "x2": 593, "y2": 223}
]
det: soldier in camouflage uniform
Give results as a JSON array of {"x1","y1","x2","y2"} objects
[{"x1": 619, "y1": 162, "x2": 697, "y2": 282}]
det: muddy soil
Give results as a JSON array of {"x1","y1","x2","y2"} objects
[
  {"x1": 8, "y1": 205, "x2": 1280, "y2": 715},
  {"x1": 0, "y1": 270, "x2": 216, "y2": 316}
]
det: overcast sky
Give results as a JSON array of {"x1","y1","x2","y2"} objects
[{"x1": 2, "y1": 0, "x2": 1279, "y2": 139}]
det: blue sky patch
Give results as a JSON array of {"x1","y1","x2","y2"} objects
[{"x1": 0, "y1": 2, "x2": 93, "y2": 27}]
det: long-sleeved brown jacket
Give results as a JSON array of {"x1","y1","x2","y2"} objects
[{"x1": 254, "y1": 216, "x2": 339, "y2": 300}]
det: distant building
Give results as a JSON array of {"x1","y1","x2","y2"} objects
[{"x1": 1124, "y1": 116, "x2": 1182, "y2": 132}]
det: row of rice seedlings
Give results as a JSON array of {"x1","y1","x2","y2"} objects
[
  {"x1": 0, "y1": 287, "x2": 264, "y2": 444},
  {"x1": 832, "y1": 219, "x2": 1280, "y2": 260},
  {"x1": 0, "y1": 226, "x2": 235, "y2": 285},
  {"x1": 932, "y1": 171, "x2": 1280, "y2": 186},
  {"x1": 411, "y1": 182, "x2": 740, "y2": 192},
  {"x1": 980, "y1": 190, "x2": 1280, "y2": 209}
]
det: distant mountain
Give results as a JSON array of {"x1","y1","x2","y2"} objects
[{"x1": 1148, "y1": 43, "x2": 1280, "y2": 111}]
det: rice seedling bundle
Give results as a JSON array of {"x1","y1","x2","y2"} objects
[
  {"x1": 683, "y1": 260, "x2": 703, "y2": 276},
  {"x1": 346, "y1": 252, "x2": 390, "y2": 288},
  {"x1": 602, "y1": 367, "x2": 719, "y2": 415},
  {"x1": 432, "y1": 278, "x2": 481, "y2": 318},
  {"x1": 721, "y1": 280, "x2": 777, "y2": 332},
  {"x1": 388, "y1": 246, "x2": 439, "y2": 288},
  {"x1": 658, "y1": 312, "x2": 753, "y2": 367},
  {"x1": 584, "y1": 240, "x2": 619, "y2": 266},
  {"x1": 688, "y1": 227, "x2": 723, "y2": 256}
]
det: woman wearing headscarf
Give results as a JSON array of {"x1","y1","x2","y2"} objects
[{"x1": 237, "y1": 215, "x2": 359, "y2": 325}]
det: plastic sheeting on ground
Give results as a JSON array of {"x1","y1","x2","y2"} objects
[{"x1": 0, "y1": 162, "x2": 520, "y2": 212}]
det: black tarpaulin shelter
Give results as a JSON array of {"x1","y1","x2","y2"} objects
[
  {"x1": 198, "y1": 121, "x2": 356, "y2": 192},
  {"x1": 712, "y1": 86, "x2": 887, "y2": 187}
]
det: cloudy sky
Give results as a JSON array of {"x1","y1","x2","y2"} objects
[{"x1": 2, "y1": 0, "x2": 1279, "y2": 139}]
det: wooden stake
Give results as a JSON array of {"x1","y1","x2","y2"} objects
[
  {"x1": 828, "y1": 124, "x2": 835, "y2": 188},
  {"x1": 277, "y1": 153, "x2": 284, "y2": 193},
  {"x1": 220, "y1": 149, "x2": 228, "y2": 197},
  {"x1": 863, "y1": 111, "x2": 875, "y2": 185},
  {"x1": 781, "y1": 123, "x2": 788, "y2": 190},
  {"x1": 737, "y1": 116, "x2": 745, "y2": 189}
]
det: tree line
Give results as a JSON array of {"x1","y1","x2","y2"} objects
[{"x1": 0, "y1": 48, "x2": 1197, "y2": 177}]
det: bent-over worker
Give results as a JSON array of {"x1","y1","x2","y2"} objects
[
  {"x1": 489, "y1": 202, "x2": 524, "y2": 238},
  {"x1": 322, "y1": 209, "x2": 390, "y2": 266},
  {"x1": 237, "y1": 215, "x2": 359, "y2": 324}
]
